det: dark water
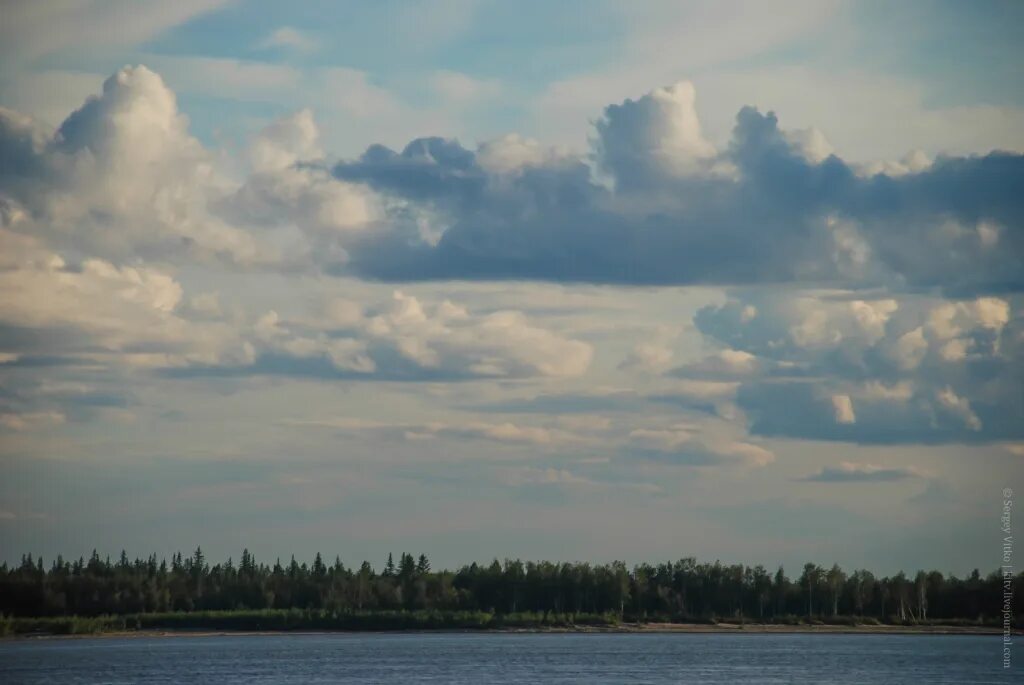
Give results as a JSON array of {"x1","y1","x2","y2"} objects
[{"x1": 0, "y1": 632, "x2": 1015, "y2": 684}]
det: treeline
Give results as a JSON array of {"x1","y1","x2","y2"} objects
[
  {"x1": 1, "y1": 549, "x2": 1020, "y2": 627},
  {"x1": 1, "y1": 609, "x2": 610, "y2": 636}
]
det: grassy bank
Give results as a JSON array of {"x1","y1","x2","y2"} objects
[
  {"x1": 0, "y1": 609, "x2": 620, "y2": 636},
  {"x1": 1, "y1": 610, "x2": 1003, "y2": 637}
]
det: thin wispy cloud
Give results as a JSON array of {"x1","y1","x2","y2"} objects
[
  {"x1": 258, "y1": 27, "x2": 319, "y2": 54},
  {"x1": 801, "y1": 462, "x2": 927, "y2": 483}
]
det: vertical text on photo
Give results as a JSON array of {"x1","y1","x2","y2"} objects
[{"x1": 1003, "y1": 488, "x2": 1013, "y2": 669}]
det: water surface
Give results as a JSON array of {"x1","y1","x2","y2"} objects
[{"x1": 0, "y1": 632, "x2": 1014, "y2": 684}]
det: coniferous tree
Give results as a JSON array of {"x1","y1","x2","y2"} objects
[{"x1": 1, "y1": 549, "x2": 1019, "y2": 627}]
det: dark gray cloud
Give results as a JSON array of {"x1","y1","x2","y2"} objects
[
  {"x1": 737, "y1": 378, "x2": 1023, "y2": 445},
  {"x1": 0, "y1": 108, "x2": 49, "y2": 184},
  {"x1": 333, "y1": 96, "x2": 1024, "y2": 293},
  {"x1": 334, "y1": 137, "x2": 484, "y2": 205}
]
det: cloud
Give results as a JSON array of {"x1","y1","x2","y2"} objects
[
  {"x1": 476, "y1": 389, "x2": 648, "y2": 415},
  {"x1": 1, "y1": 66, "x2": 275, "y2": 266},
  {"x1": 0, "y1": 372, "x2": 132, "y2": 430},
  {"x1": 227, "y1": 109, "x2": 378, "y2": 250},
  {"x1": 285, "y1": 416, "x2": 586, "y2": 448},
  {"x1": 693, "y1": 289, "x2": 1023, "y2": 444},
  {"x1": 0, "y1": 1, "x2": 230, "y2": 66},
  {"x1": 527, "y1": 2, "x2": 841, "y2": 149},
  {"x1": 498, "y1": 466, "x2": 662, "y2": 495},
  {"x1": 802, "y1": 461, "x2": 925, "y2": 483},
  {"x1": 628, "y1": 425, "x2": 774, "y2": 467},
  {"x1": 319, "y1": 67, "x2": 405, "y2": 121},
  {"x1": 0, "y1": 410, "x2": 65, "y2": 432},
  {"x1": 831, "y1": 394, "x2": 856, "y2": 424},
  {"x1": 333, "y1": 83, "x2": 1023, "y2": 293},
  {"x1": 141, "y1": 56, "x2": 303, "y2": 103},
  {"x1": 435, "y1": 422, "x2": 579, "y2": 446},
  {"x1": 259, "y1": 27, "x2": 319, "y2": 54},
  {"x1": 0, "y1": 227, "x2": 250, "y2": 369},
  {"x1": 670, "y1": 348, "x2": 760, "y2": 379},
  {"x1": 4, "y1": 69, "x2": 1023, "y2": 295},
  {"x1": 594, "y1": 81, "x2": 716, "y2": 188},
  {"x1": 692, "y1": 65, "x2": 1024, "y2": 164},
  {"x1": 619, "y1": 342, "x2": 674, "y2": 373},
  {"x1": 619, "y1": 326, "x2": 680, "y2": 373},
  {"x1": 935, "y1": 386, "x2": 982, "y2": 432},
  {"x1": 0, "y1": 64, "x2": 1021, "y2": 454},
  {"x1": 173, "y1": 290, "x2": 592, "y2": 381},
  {"x1": 649, "y1": 379, "x2": 741, "y2": 419},
  {"x1": 0, "y1": 70, "x2": 106, "y2": 129},
  {"x1": 430, "y1": 70, "x2": 501, "y2": 105},
  {"x1": 117, "y1": 54, "x2": 482, "y2": 158},
  {"x1": 476, "y1": 134, "x2": 574, "y2": 175},
  {"x1": 0, "y1": 67, "x2": 391, "y2": 273},
  {"x1": 360, "y1": 291, "x2": 592, "y2": 378}
]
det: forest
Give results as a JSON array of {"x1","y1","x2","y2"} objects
[{"x1": 1, "y1": 549, "x2": 1019, "y2": 634}]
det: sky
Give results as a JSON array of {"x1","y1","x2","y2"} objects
[{"x1": 0, "y1": 0, "x2": 1022, "y2": 576}]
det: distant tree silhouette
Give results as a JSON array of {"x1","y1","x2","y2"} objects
[{"x1": 0, "y1": 549, "x2": 1019, "y2": 626}]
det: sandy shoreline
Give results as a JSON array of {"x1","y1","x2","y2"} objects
[{"x1": 5, "y1": 622, "x2": 1015, "y2": 641}]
